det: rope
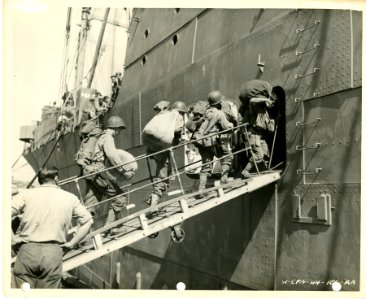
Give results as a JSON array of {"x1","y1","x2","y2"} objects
[
  {"x1": 12, "y1": 152, "x2": 24, "y2": 169},
  {"x1": 12, "y1": 162, "x2": 30, "y2": 173},
  {"x1": 25, "y1": 130, "x2": 65, "y2": 189}
]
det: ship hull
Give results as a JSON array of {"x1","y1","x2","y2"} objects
[{"x1": 23, "y1": 8, "x2": 361, "y2": 290}]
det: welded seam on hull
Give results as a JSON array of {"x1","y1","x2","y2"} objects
[
  {"x1": 302, "y1": 101, "x2": 306, "y2": 185},
  {"x1": 274, "y1": 183, "x2": 278, "y2": 290},
  {"x1": 125, "y1": 9, "x2": 295, "y2": 69},
  {"x1": 125, "y1": 9, "x2": 210, "y2": 68},
  {"x1": 191, "y1": 17, "x2": 198, "y2": 64},
  {"x1": 139, "y1": 92, "x2": 142, "y2": 145},
  {"x1": 350, "y1": 10, "x2": 354, "y2": 88},
  {"x1": 121, "y1": 246, "x2": 253, "y2": 289},
  {"x1": 123, "y1": 9, "x2": 296, "y2": 101}
]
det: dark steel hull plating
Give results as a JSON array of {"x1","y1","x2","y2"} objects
[{"x1": 24, "y1": 9, "x2": 361, "y2": 290}]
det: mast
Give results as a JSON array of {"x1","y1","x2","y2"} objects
[
  {"x1": 59, "y1": 7, "x2": 72, "y2": 100},
  {"x1": 74, "y1": 7, "x2": 91, "y2": 107},
  {"x1": 87, "y1": 8, "x2": 110, "y2": 88}
]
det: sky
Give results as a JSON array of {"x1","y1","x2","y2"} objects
[
  {"x1": 5, "y1": 0, "x2": 69, "y2": 182},
  {"x1": 5, "y1": 1, "x2": 129, "y2": 184}
]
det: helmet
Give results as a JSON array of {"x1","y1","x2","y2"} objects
[
  {"x1": 107, "y1": 116, "x2": 126, "y2": 129},
  {"x1": 172, "y1": 101, "x2": 188, "y2": 113},
  {"x1": 207, "y1": 90, "x2": 224, "y2": 106}
]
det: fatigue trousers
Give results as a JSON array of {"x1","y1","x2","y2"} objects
[
  {"x1": 13, "y1": 243, "x2": 63, "y2": 289},
  {"x1": 247, "y1": 132, "x2": 269, "y2": 163},
  {"x1": 151, "y1": 151, "x2": 173, "y2": 197},
  {"x1": 84, "y1": 172, "x2": 126, "y2": 223},
  {"x1": 200, "y1": 140, "x2": 233, "y2": 175}
]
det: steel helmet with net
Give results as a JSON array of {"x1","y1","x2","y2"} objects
[
  {"x1": 172, "y1": 101, "x2": 188, "y2": 113},
  {"x1": 107, "y1": 116, "x2": 126, "y2": 129},
  {"x1": 207, "y1": 90, "x2": 224, "y2": 106}
]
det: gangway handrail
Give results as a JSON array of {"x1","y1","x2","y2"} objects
[
  {"x1": 58, "y1": 122, "x2": 249, "y2": 185},
  {"x1": 61, "y1": 171, "x2": 282, "y2": 271},
  {"x1": 84, "y1": 146, "x2": 252, "y2": 210},
  {"x1": 73, "y1": 175, "x2": 263, "y2": 244}
]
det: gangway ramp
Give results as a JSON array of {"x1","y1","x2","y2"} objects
[{"x1": 62, "y1": 171, "x2": 281, "y2": 272}]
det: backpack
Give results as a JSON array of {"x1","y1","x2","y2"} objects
[
  {"x1": 142, "y1": 110, "x2": 180, "y2": 152},
  {"x1": 75, "y1": 123, "x2": 102, "y2": 167},
  {"x1": 104, "y1": 149, "x2": 138, "y2": 185},
  {"x1": 238, "y1": 80, "x2": 272, "y2": 105}
]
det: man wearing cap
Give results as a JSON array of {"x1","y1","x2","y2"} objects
[
  {"x1": 194, "y1": 91, "x2": 234, "y2": 195},
  {"x1": 12, "y1": 167, "x2": 93, "y2": 288},
  {"x1": 84, "y1": 116, "x2": 136, "y2": 235}
]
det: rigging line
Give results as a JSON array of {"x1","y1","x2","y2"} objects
[
  {"x1": 92, "y1": 44, "x2": 109, "y2": 89},
  {"x1": 88, "y1": 8, "x2": 110, "y2": 89},
  {"x1": 66, "y1": 46, "x2": 80, "y2": 83},
  {"x1": 13, "y1": 162, "x2": 30, "y2": 173},
  {"x1": 12, "y1": 152, "x2": 24, "y2": 169},
  {"x1": 25, "y1": 132, "x2": 64, "y2": 189},
  {"x1": 58, "y1": 38, "x2": 68, "y2": 98},
  {"x1": 59, "y1": 8, "x2": 73, "y2": 99},
  {"x1": 82, "y1": 45, "x2": 109, "y2": 87}
]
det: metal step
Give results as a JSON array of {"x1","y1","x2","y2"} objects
[{"x1": 61, "y1": 171, "x2": 281, "y2": 272}]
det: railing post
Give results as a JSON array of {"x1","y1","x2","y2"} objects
[{"x1": 169, "y1": 149, "x2": 185, "y2": 195}]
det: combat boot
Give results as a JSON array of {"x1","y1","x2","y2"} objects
[
  {"x1": 146, "y1": 193, "x2": 162, "y2": 219},
  {"x1": 105, "y1": 208, "x2": 117, "y2": 226},
  {"x1": 220, "y1": 165, "x2": 230, "y2": 184},
  {"x1": 102, "y1": 208, "x2": 117, "y2": 236},
  {"x1": 107, "y1": 210, "x2": 128, "y2": 236},
  {"x1": 146, "y1": 193, "x2": 160, "y2": 206},
  {"x1": 241, "y1": 161, "x2": 254, "y2": 179},
  {"x1": 110, "y1": 226, "x2": 127, "y2": 236}
]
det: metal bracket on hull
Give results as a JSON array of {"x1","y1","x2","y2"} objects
[
  {"x1": 296, "y1": 20, "x2": 320, "y2": 34},
  {"x1": 257, "y1": 54, "x2": 265, "y2": 73},
  {"x1": 296, "y1": 43, "x2": 320, "y2": 56},
  {"x1": 296, "y1": 117, "x2": 321, "y2": 127},
  {"x1": 297, "y1": 168, "x2": 322, "y2": 175},
  {"x1": 295, "y1": 67, "x2": 320, "y2": 79},
  {"x1": 296, "y1": 143, "x2": 321, "y2": 151},
  {"x1": 292, "y1": 193, "x2": 333, "y2": 226}
]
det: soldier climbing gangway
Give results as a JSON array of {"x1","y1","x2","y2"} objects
[{"x1": 12, "y1": 122, "x2": 282, "y2": 272}]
